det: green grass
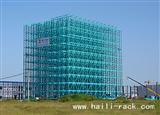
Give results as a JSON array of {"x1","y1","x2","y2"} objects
[
  {"x1": 59, "y1": 94, "x2": 97, "y2": 102},
  {"x1": 0, "y1": 99, "x2": 160, "y2": 115}
]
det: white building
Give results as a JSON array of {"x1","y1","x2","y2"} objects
[{"x1": 0, "y1": 81, "x2": 23, "y2": 100}]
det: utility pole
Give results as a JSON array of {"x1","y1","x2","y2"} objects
[{"x1": 28, "y1": 76, "x2": 30, "y2": 101}]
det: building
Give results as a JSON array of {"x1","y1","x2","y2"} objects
[
  {"x1": 24, "y1": 15, "x2": 122, "y2": 99},
  {"x1": 0, "y1": 81, "x2": 23, "y2": 100},
  {"x1": 122, "y1": 85, "x2": 138, "y2": 98},
  {"x1": 122, "y1": 83, "x2": 160, "y2": 99},
  {"x1": 137, "y1": 84, "x2": 160, "y2": 98}
]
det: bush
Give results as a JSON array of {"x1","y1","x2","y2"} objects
[{"x1": 59, "y1": 94, "x2": 97, "y2": 102}]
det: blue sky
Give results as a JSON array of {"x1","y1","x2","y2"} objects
[{"x1": 0, "y1": 0, "x2": 159, "y2": 85}]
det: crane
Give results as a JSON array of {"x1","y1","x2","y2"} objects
[{"x1": 127, "y1": 76, "x2": 160, "y2": 97}]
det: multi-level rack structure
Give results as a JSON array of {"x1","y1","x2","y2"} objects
[{"x1": 24, "y1": 15, "x2": 122, "y2": 99}]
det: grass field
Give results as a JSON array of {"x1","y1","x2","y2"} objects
[{"x1": 0, "y1": 99, "x2": 160, "y2": 115}]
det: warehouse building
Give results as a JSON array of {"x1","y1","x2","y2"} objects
[
  {"x1": 24, "y1": 15, "x2": 122, "y2": 99},
  {"x1": 0, "y1": 81, "x2": 23, "y2": 100},
  {"x1": 122, "y1": 84, "x2": 160, "y2": 99},
  {"x1": 137, "y1": 84, "x2": 160, "y2": 98}
]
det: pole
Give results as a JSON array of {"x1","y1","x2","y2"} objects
[
  {"x1": 28, "y1": 76, "x2": 29, "y2": 101},
  {"x1": 122, "y1": 86, "x2": 124, "y2": 96},
  {"x1": 130, "y1": 86, "x2": 131, "y2": 99},
  {"x1": 146, "y1": 84, "x2": 148, "y2": 98}
]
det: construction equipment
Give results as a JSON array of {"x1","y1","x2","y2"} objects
[{"x1": 127, "y1": 76, "x2": 160, "y2": 98}]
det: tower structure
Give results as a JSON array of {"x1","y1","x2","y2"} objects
[{"x1": 24, "y1": 15, "x2": 122, "y2": 99}]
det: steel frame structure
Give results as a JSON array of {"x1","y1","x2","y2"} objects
[{"x1": 24, "y1": 15, "x2": 122, "y2": 99}]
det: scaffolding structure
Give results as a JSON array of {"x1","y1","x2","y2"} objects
[{"x1": 24, "y1": 15, "x2": 122, "y2": 99}]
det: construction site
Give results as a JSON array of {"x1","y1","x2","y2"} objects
[
  {"x1": 1, "y1": 15, "x2": 159, "y2": 101},
  {"x1": 1, "y1": 0, "x2": 159, "y2": 114}
]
